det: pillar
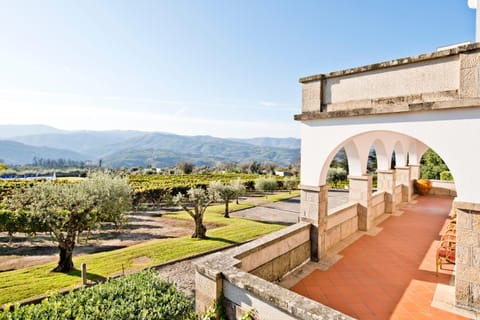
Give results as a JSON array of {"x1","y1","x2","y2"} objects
[
  {"x1": 195, "y1": 267, "x2": 223, "y2": 314},
  {"x1": 409, "y1": 164, "x2": 420, "y2": 180},
  {"x1": 349, "y1": 175, "x2": 373, "y2": 231},
  {"x1": 454, "y1": 201, "x2": 480, "y2": 312},
  {"x1": 395, "y1": 166, "x2": 412, "y2": 202},
  {"x1": 377, "y1": 170, "x2": 396, "y2": 213},
  {"x1": 300, "y1": 184, "x2": 329, "y2": 261},
  {"x1": 409, "y1": 164, "x2": 421, "y2": 198}
]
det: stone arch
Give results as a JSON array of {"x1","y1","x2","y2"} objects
[
  {"x1": 317, "y1": 130, "x2": 423, "y2": 186},
  {"x1": 318, "y1": 139, "x2": 362, "y2": 186}
]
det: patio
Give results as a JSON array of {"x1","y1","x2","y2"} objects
[{"x1": 285, "y1": 196, "x2": 469, "y2": 319}]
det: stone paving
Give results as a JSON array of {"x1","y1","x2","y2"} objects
[{"x1": 287, "y1": 196, "x2": 472, "y2": 320}]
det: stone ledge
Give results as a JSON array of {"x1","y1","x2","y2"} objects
[
  {"x1": 299, "y1": 184, "x2": 322, "y2": 192},
  {"x1": 222, "y1": 270, "x2": 353, "y2": 320},
  {"x1": 454, "y1": 201, "x2": 480, "y2": 212},
  {"x1": 299, "y1": 43, "x2": 480, "y2": 83},
  {"x1": 294, "y1": 98, "x2": 480, "y2": 121}
]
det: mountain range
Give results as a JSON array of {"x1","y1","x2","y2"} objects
[{"x1": 0, "y1": 125, "x2": 300, "y2": 167}]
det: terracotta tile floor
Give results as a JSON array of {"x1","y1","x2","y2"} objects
[{"x1": 291, "y1": 196, "x2": 467, "y2": 320}]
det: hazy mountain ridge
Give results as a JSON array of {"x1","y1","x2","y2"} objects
[
  {"x1": 0, "y1": 125, "x2": 300, "y2": 167},
  {"x1": 231, "y1": 137, "x2": 300, "y2": 149},
  {"x1": 0, "y1": 124, "x2": 64, "y2": 139},
  {"x1": 0, "y1": 140, "x2": 87, "y2": 165}
]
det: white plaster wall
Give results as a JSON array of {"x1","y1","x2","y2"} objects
[
  {"x1": 324, "y1": 56, "x2": 459, "y2": 103},
  {"x1": 300, "y1": 107, "x2": 480, "y2": 203}
]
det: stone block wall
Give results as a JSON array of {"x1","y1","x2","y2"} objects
[
  {"x1": 302, "y1": 80, "x2": 322, "y2": 113},
  {"x1": 454, "y1": 201, "x2": 480, "y2": 312},
  {"x1": 460, "y1": 51, "x2": 480, "y2": 98},
  {"x1": 371, "y1": 192, "x2": 386, "y2": 219},
  {"x1": 325, "y1": 203, "x2": 358, "y2": 251}
]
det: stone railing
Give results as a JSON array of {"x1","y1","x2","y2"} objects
[
  {"x1": 429, "y1": 179, "x2": 457, "y2": 197},
  {"x1": 371, "y1": 191, "x2": 386, "y2": 220},
  {"x1": 195, "y1": 222, "x2": 353, "y2": 320},
  {"x1": 325, "y1": 203, "x2": 358, "y2": 251}
]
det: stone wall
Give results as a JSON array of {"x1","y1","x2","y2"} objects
[{"x1": 325, "y1": 203, "x2": 358, "y2": 251}]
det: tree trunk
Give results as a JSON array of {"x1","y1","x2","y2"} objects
[
  {"x1": 224, "y1": 201, "x2": 230, "y2": 218},
  {"x1": 54, "y1": 241, "x2": 75, "y2": 272},
  {"x1": 192, "y1": 216, "x2": 206, "y2": 239}
]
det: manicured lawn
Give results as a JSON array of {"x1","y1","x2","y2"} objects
[
  {"x1": 0, "y1": 200, "x2": 288, "y2": 306},
  {"x1": 264, "y1": 190, "x2": 300, "y2": 202}
]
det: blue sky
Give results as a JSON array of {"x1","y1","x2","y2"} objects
[{"x1": 0, "y1": 1, "x2": 475, "y2": 138}]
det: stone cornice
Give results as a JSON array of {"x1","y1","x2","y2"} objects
[
  {"x1": 294, "y1": 98, "x2": 480, "y2": 121},
  {"x1": 299, "y1": 43, "x2": 480, "y2": 83}
]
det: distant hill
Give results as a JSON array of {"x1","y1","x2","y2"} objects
[
  {"x1": 12, "y1": 131, "x2": 145, "y2": 157},
  {"x1": 100, "y1": 133, "x2": 299, "y2": 167},
  {"x1": 0, "y1": 125, "x2": 300, "y2": 167},
  {"x1": 232, "y1": 137, "x2": 300, "y2": 149},
  {"x1": 0, "y1": 140, "x2": 87, "y2": 165},
  {"x1": 0, "y1": 124, "x2": 63, "y2": 139}
]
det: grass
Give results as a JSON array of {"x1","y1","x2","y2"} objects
[
  {"x1": 264, "y1": 189, "x2": 300, "y2": 202},
  {"x1": 0, "y1": 196, "x2": 294, "y2": 306}
]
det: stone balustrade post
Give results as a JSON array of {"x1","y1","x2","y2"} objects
[
  {"x1": 300, "y1": 184, "x2": 329, "y2": 261},
  {"x1": 409, "y1": 164, "x2": 421, "y2": 198},
  {"x1": 377, "y1": 170, "x2": 396, "y2": 213},
  {"x1": 348, "y1": 175, "x2": 373, "y2": 231},
  {"x1": 395, "y1": 166, "x2": 412, "y2": 202}
]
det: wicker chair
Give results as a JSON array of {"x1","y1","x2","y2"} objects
[{"x1": 436, "y1": 239, "x2": 456, "y2": 275}]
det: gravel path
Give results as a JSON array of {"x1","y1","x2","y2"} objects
[{"x1": 156, "y1": 259, "x2": 198, "y2": 297}]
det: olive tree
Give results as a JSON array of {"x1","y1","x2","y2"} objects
[
  {"x1": 173, "y1": 188, "x2": 214, "y2": 239},
  {"x1": 231, "y1": 177, "x2": 246, "y2": 204},
  {"x1": 177, "y1": 161, "x2": 194, "y2": 174},
  {"x1": 208, "y1": 179, "x2": 245, "y2": 218},
  {"x1": 283, "y1": 176, "x2": 297, "y2": 194},
  {"x1": 7, "y1": 173, "x2": 132, "y2": 272}
]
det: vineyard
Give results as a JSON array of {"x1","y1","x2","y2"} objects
[
  {"x1": 128, "y1": 173, "x2": 296, "y2": 206},
  {"x1": 0, "y1": 173, "x2": 298, "y2": 245}
]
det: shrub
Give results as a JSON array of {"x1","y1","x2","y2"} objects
[
  {"x1": 0, "y1": 270, "x2": 196, "y2": 320},
  {"x1": 440, "y1": 171, "x2": 454, "y2": 181},
  {"x1": 254, "y1": 176, "x2": 277, "y2": 194}
]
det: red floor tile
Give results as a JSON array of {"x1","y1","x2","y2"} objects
[{"x1": 290, "y1": 195, "x2": 468, "y2": 320}]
